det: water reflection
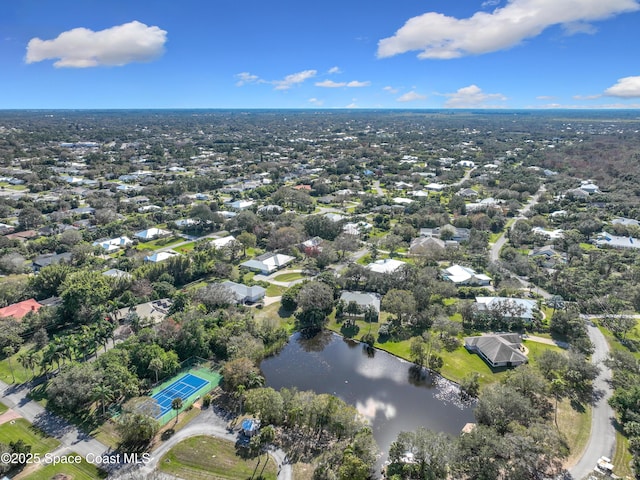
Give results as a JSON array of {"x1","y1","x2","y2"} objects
[{"x1": 260, "y1": 331, "x2": 475, "y2": 462}]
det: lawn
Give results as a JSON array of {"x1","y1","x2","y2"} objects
[
  {"x1": 0, "y1": 419, "x2": 60, "y2": 455},
  {"x1": 18, "y1": 454, "x2": 107, "y2": 480},
  {"x1": 158, "y1": 435, "x2": 277, "y2": 480},
  {"x1": 265, "y1": 284, "x2": 286, "y2": 297},
  {"x1": 254, "y1": 301, "x2": 296, "y2": 333},
  {"x1": 174, "y1": 241, "x2": 196, "y2": 253},
  {"x1": 0, "y1": 401, "x2": 7, "y2": 414},
  {"x1": 272, "y1": 272, "x2": 304, "y2": 282},
  {"x1": 558, "y1": 398, "x2": 592, "y2": 468},
  {"x1": 0, "y1": 344, "x2": 35, "y2": 384},
  {"x1": 136, "y1": 236, "x2": 184, "y2": 251}
]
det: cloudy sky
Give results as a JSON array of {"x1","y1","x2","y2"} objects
[{"x1": 3, "y1": 0, "x2": 640, "y2": 108}]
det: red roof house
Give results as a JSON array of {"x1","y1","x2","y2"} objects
[{"x1": 0, "y1": 298, "x2": 42, "y2": 320}]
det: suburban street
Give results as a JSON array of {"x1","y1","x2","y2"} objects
[
  {"x1": 120, "y1": 406, "x2": 292, "y2": 480},
  {"x1": 489, "y1": 184, "x2": 546, "y2": 263},
  {"x1": 568, "y1": 323, "x2": 615, "y2": 479}
]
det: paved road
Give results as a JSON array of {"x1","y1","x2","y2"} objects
[
  {"x1": 568, "y1": 323, "x2": 615, "y2": 480},
  {"x1": 452, "y1": 167, "x2": 477, "y2": 187},
  {"x1": 489, "y1": 184, "x2": 546, "y2": 263},
  {"x1": 0, "y1": 379, "x2": 111, "y2": 461},
  {"x1": 119, "y1": 406, "x2": 292, "y2": 480}
]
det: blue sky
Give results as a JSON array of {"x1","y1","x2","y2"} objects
[{"x1": 2, "y1": 0, "x2": 640, "y2": 109}]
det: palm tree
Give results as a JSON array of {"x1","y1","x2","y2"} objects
[
  {"x1": 550, "y1": 376, "x2": 566, "y2": 429},
  {"x1": 172, "y1": 397, "x2": 183, "y2": 424},
  {"x1": 92, "y1": 384, "x2": 115, "y2": 416},
  {"x1": 236, "y1": 385, "x2": 246, "y2": 414},
  {"x1": 18, "y1": 351, "x2": 36, "y2": 380},
  {"x1": 3, "y1": 346, "x2": 16, "y2": 383},
  {"x1": 148, "y1": 358, "x2": 163, "y2": 384}
]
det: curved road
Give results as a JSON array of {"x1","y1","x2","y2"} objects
[
  {"x1": 117, "y1": 406, "x2": 292, "y2": 480},
  {"x1": 489, "y1": 184, "x2": 546, "y2": 263},
  {"x1": 568, "y1": 323, "x2": 615, "y2": 479}
]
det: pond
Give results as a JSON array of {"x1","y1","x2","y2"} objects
[{"x1": 260, "y1": 331, "x2": 475, "y2": 462}]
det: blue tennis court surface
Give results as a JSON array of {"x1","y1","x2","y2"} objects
[{"x1": 151, "y1": 373, "x2": 209, "y2": 417}]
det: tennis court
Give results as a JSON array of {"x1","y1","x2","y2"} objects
[{"x1": 151, "y1": 373, "x2": 210, "y2": 418}]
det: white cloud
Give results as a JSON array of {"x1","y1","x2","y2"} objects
[
  {"x1": 604, "y1": 76, "x2": 640, "y2": 98},
  {"x1": 397, "y1": 91, "x2": 427, "y2": 102},
  {"x1": 315, "y1": 79, "x2": 370, "y2": 88},
  {"x1": 536, "y1": 95, "x2": 556, "y2": 100},
  {"x1": 346, "y1": 80, "x2": 370, "y2": 87},
  {"x1": 384, "y1": 86, "x2": 399, "y2": 94},
  {"x1": 377, "y1": 0, "x2": 639, "y2": 59},
  {"x1": 328, "y1": 66, "x2": 341, "y2": 74},
  {"x1": 26, "y1": 21, "x2": 167, "y2": 68},
  {"x1": 273, "y1": 70, "x2": 317, "y2": 90},
  {"x1": 235, "y1": 72, "x2": 261, "y2": 86},
  {"x1": 308, "y1": 97, "x2": 324, "y2": 106},
  {"x1": 533, "y1": 102, "x2": 640, "y2": 108},
  {"x1": 482, "y1": 0, "x2": 501, "y2": 8},
  {"x1": 443, "y1": 85, "x2": 506, "y2": 108},
  {"x1": 573, "y1": 94, "x2": 602, "y2": 100}
]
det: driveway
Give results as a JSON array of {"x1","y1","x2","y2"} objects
[
  {"x1": 568, "y1": 323, "x2": 615, "y2": 479},
  {"x1": 117, "y1": 406, "x2": 292, "y2": 480}
]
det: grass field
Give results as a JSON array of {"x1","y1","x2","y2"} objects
[
  {"x1": 254, "y1": 302, "x2": 296, "y2": 333},
  {"x1": 265, "y1": 284, "x2": 286, "y2": 297},
  {"x1": 158, "y1": 435, "x2": 277, "y2": 480},
  {"x1": 0, "y1": 344, "x2": 34, "y2": 384},
  {"x1": 174, "y1": 241, "x2": 196, "y2": 253},
  {"x1": 558, "y1": 398, "x2": 592, "y2": 468},
  {"x1": 0, "y1": 419, "x2": 60, "y2": 455},
  {"x1": 0, "y1": 401, "x2": 7, "y2": 414},
  {"x1": 18, "y1": 454, "x2": 107, "y2": 480},
  {"x1": 136, "y1": 236, "x2": 184, "y2": 251},
  {"x1": 272, "y1": 272, "x2": 304, "y2": 282}
]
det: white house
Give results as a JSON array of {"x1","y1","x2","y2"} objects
[
  {"x1": 226, "y1": 199, "x2": 255, "y2": 210},
  {"x1": 211, "y1": 235, "x2": 236, "y2": 249},
  {"x1": 92, "y1": 236, "x2": 133, "y2": 253},
  {"x1": 144, "y1": 250, "x2": 179, "y2": 263},
  {"x1": 240, "y1": 252, "x2": 295, "y2": 275},
  {"x1": 596, "y1": 232, "x2": 640, "y2": 250},
  {"x1": 135, "y1": 228, "x2": 171, "y2": 240},
  {"x1": 220, "y1": 281, "x2": 266, "y2": 304},
  {"x1": 475, "y1": 297, "x2": 537, "y2": 322},
  {"x1": 367, "y1": 258, "x2": 406, "y2": 274},
  {"x1": 442, "y1": 265, "x2": 491, "y2": 286}
]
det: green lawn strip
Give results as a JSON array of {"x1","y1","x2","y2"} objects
[
  {"x1": 557, "y1": 398, "x2": 591, "y2": 467},
  {"x1": 158, "y1": 435, "x2": 277, "y2": 480},
  {"x1": 272, "y1": 272, "x2": 304, "y2": 282},
  {"x1": 20, "y1": 453, "x2": 107, "y2": 480},
  {"x1": 136, "y1": 236, "x2": 183, "y2": 251},
  {"x1": 0, "y1": 344, "x2": 35, "y2": 384},
  {"x1": 612, "y1": 430, "x2": 634, "y2": 478},
  {"x1": 254, "y1": 302, "x2": 296, "y2": 333},
  {"x1": 0, "y1": 402, "x2": 7, "y2": 414},
  {"x1": 265, "y1": 284, "x2": 286, "y2": 297},
  {"x1": 0, "y1": 419, "x2": 60, "y2": 454}
]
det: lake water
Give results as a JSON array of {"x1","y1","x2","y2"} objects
[{"x1": 260, "y1": 331, "x2": 475, "y2": 461}]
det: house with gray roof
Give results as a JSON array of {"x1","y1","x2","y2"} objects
[
  {"x1": 475, "y1": 297, "x2": 537, "y2": 322},
  {"x1": 464, "y1": 333, "x2": 527, "y2": 368},
  {"x1": 596, "y1": 231, "x2": 640, "y2": 250},
  {"x1": 240, "y1": 252, "x2": 294, "y2": 275},
  {"x1": 220, "y1": 281, "x2": 266, "y2": 304},
  {"x1": 339, "y1": 291, "x2": 380, "y2": 320}
]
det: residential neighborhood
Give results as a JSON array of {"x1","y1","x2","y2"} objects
[{"x1": 0, "y1": 110, "x2": 638, "y2": 480}]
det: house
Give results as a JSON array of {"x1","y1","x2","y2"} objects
[
  {"x1": 240, "y1": 252, "x2": 295, "y2": 275},
  {"x1": 144, "y1": 250, "x2": 179, "y2": 263},
  {"x1": 579, "y1": 182, "x2": 600, "y2": 194},
  {"x1": 220, "y1": 281, "x2": 266, "y2": 304},
  {"x1": 32, "y1": 252, "x2": 72, "y2": 271},
  {"x1": 325, "y1": 213, "x2": 346, "y2": 223},
  {"x1": 529, "y1": 245, "x2": 566, "y2": 266},
  {"x1": 0, "y1": 298, "x2": 42, "y2": 320},
  {"x1": 532, "y1": 227, "x2": 564, "y2": 240},
  {"x1": 409, "y1": 236, "x2": 447, "y2": 255},
  {"x1": 102, "y1": 269, "x2": 133, "y2": 280},
  {"x1": 420, "y1": 225, "x2": 470, "y2": 242},
  {"x1": 343, "y1": 222, "x2": 371, "y2": 236},
  {"x1": 457, "y1": 188, "x2": 479, "y2": 198},
  {"x1": 367, "y1": 258, "x2": 406, "y2": 274},
  {"x1": 0, "y1": 223, "x2": 15, "y2": 235},
  {"x1": 611, "y1": 217, "x2": 640, "y2": 227},
  {"x1": 474, "y1": 297, "x2": 537, "y2": 322},
  {"x1": 465, "y1": 197, "x2": 500, "y2": 212},
  {"x1": 339, "y1": 291, "x2": 380, "y2": 319},
  {"x1": 210, "y1": 235, "x2": 236, "y2": 249},
  {"x1": 92, "y1": 236, "x2": 133, "y2": 253},
  {"x1": 441, "y1": 265, "x2": 491, "y2": 286},
  {"x1": 225, "y1": 199, "x2": 255, "y2": 210},
  {"x1": 116, "y1": 298, "x2": 172, "y2": 324},
  {"x1": 135, "y1": 228, "x2": 171, "y2": 240},
  {"x1": 464, "y1": 334, "x2": 527, "y2": 368},
  {"x1": 425, "y1": 183, "x2": 446, "y2": 192},
  {"x1": 596, "y1": 232, "x2": 640, "y2": 250},
  {"x1": 301, "y1": 236, "x2": 323, "y2": 254}
]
